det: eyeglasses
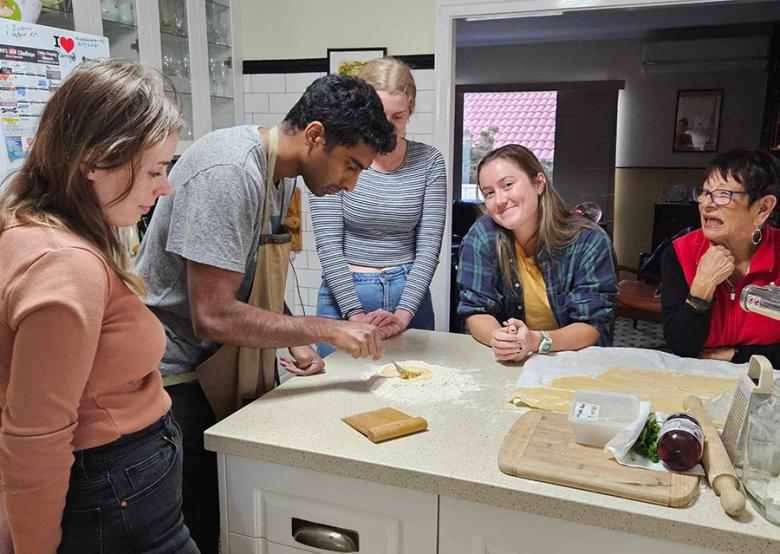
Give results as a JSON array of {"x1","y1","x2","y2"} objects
[{"x1": 692, "y1": 187, "x2": 749, "y2": 207}]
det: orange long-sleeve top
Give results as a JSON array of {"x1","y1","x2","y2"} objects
[{"x1": 0, "y1": 221, "x2": 171, "y2": 553}]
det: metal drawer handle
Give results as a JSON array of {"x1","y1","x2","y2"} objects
[{"x1": 291, "y1": 517, "x2": 359, "y2": 552}]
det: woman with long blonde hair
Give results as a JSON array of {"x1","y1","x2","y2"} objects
[
  {"x1": 309, "y1": 57, "x2": 447, "y2": 354},
  {"x1": 457, "y1": 144, "x2": 618, "y2": 361},
  {"x1": 0, "y1": 59, "x2": 198, "y2": 552}
]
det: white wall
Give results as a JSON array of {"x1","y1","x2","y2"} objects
[
  {"x1": 456, "y1": 37, "x2": 768, "y2": 167},
  {"x1": 242, "y1": 70, "x2": 438, "y2": 317},
  {"x1": 239, "y1": 0, "x2": 436, "y2": 60}
]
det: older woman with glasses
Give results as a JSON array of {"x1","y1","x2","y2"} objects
[{"x1": 661, "y1": 148, "x2": 780, "y2": 366}]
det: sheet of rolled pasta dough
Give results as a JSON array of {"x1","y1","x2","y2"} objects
[{"x1": 510, "y1": 367, "x2": 738, "y2": 425}]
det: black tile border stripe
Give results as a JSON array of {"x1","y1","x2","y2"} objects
[{"x1": 243, "y1": 54, "x2": 434, "y2": 74}]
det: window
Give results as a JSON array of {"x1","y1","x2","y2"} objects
[{"x1": 460, "y1": 91, "x2": 557, "y2": 199}]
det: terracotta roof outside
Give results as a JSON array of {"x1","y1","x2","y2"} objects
[{"x1": 463, "y1": 91, "x2": 557, "y2": 160}]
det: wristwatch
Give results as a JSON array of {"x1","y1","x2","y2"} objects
[{"x1": 537, "y1": 331, "x2": 553, "y2": 354}]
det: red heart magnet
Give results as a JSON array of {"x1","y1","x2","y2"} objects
[{"x1": 58, "y1": 37, "x2": 75, "y2": 54}]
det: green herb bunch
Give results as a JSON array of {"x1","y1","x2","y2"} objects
[{"x1": 631, "y1": 412, "x2": 660, "y2": 462}]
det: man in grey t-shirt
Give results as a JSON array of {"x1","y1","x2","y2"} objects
[{"x1": 135, "y1": 75, "x2": 396, "y2": 553}]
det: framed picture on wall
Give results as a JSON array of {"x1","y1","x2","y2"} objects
[
  {"x1": 673, "y1": 89, "x2": 723, "y2": 153},
  {"x1": 327, "y1": 47, "x2": 387, "y2": 77}
]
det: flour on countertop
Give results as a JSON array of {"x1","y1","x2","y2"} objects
[{"x1": 364, "y1": 360, "x2": 483, "y2": 404}]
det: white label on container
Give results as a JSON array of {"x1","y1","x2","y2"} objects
[
  {"x1": 573, "y1": 402, "x2": 600, "y2": 420},
  {"x1": 659, "y1": 417, "x2": 704, "y2": 449}
]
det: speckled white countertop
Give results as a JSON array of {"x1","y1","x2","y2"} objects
[{"x1": 204, "y1": 329, "x2": 780, "y2": 553}]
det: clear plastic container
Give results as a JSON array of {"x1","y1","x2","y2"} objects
[
  {"x1": 568, "y1": 390, "x2": 640, "y2": 447},
  {"x1": 743, "y1": 378, "x2": 780, "y2": 525}
]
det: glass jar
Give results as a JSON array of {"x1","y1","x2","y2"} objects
[
  {"x1": 743, "y1": 378, "x2": 780, "y2": 524},
  {"x1": 656, "y1": 412, "x2": 703, "y2": 471}
]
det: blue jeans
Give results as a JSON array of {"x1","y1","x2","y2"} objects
[
  {"x1": 58, "y1": 412, "x2": 199, "y2": 554},
  {"x1": 316, "y1": 263, "x2": 435, "y2": 357}
]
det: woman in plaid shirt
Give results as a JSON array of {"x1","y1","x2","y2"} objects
[{"x1": 457, "y1": 144, "x2": 618, "y2": 362}]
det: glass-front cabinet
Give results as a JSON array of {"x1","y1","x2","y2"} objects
[
  {"x1": 101, "y1": 0, "x2": 139, "y2": 64},
  {"x1": 158, "y1": 0, "x2": 193, "y2": 140},
  {"x1": 38, "y1": 0, "x2": 76, "y2": 30},
  {"x1": 48, "y1": 0, "x2": 242, "y2": 154},
  {"x1": 206, "y1": 0, "x2": 234, "y2": 130}
]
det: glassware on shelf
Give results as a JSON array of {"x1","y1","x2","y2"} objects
[
  {"x1": 160, "y1": 0, "x2": 187, "y2": 37},
  {"x1": 208, "y1": 55, "x2": 232, "y2": 98},
  {"x1": 162, "y1": 52, "x2": 191, "y2": 95},
  {"x1": 206, "y1": 1, "x2": 231, "y2": 46},
  {"x1": 174, "y1": 91, "x2": 194, "y2": 141},
  {"x1": 159, "y1": 1, "x2": 176, "y2": 34},
  {"x1": 115, "y1": 0, "x2": 135, "y2": 26},
  {"x1": 100, "y1": 0, "x2": 119, "y2": 22},
  {"x1": 211, "y1": 97, "x2": 234, "y2": 131},
  {"x1": 742, "y1": 378, "x2": 780, "y2": 524},
  {"x1": 38, "y1": 0, "x2": 75, "y2": 30}
]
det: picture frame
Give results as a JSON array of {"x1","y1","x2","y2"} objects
[
  {"x1": 327, "y1": 47, "x2": 387, "y2": 77},
  {"x1": 672, "y1": 89, "x2": 723, "y2": 153}
]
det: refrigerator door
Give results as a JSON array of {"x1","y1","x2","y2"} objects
[{"x1": 0, "y1": 19, "x2": 109, "y2": 179}]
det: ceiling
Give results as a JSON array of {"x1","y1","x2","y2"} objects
[{"x1": 456, "y1": 1, "x2": 780, "y2": 47}]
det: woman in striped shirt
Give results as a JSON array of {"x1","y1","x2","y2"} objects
[{"x1": 309, "y1": 58, "x2": 447, "y2": 356}]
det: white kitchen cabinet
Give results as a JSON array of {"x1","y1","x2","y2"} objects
[
  {"x1": 219, "y1": 454, "x2": 438, "y2": 554},
  {"x1": 38, "y1": 0, "x2": 243, "y2": 155},
  {"x1": 438, "y1": 496, "x2": 720, "y2": 554}
]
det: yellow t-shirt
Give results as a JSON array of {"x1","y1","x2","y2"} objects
[{"x1": 514, "y1": 243, "x2": 559, "y2": 331}]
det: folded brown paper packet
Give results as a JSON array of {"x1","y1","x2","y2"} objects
[{"x1": 342, "y1": 407, "x2": 428, "y2": 443}]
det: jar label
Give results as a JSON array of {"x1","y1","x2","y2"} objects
[
  {"x1": 573, "y1": 402, "x2": 600, "y2": 420},
  {"x1": 660, "y1": 418, "x2": 704, "y2": 448}
]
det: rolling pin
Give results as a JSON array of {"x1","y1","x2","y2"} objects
[{"x1": 683, "y1": 395, "x2": 746, "y2": 516}]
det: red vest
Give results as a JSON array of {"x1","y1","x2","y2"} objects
[{"x1": 673, "y1": 227, "x2": 780, "y2": 348}]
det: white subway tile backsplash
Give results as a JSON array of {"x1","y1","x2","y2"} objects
[
  {"x1": 302, "y1": 228, "x2": 316, "y2": 250},
  {"x1": 291, "y1": 250, "x2": 307, "y2": 269},
  {"x1": 308, "y1": 287, "x2": 321, "y2": 307},
  {"x1": 243, "y1": 75, "x2": 253, "y2": 94},
  {"x1": 415, "y1": 90, "x2": 435, "y2": 113},
  {"x1": 307, "y1": 251, "x2": 322, "y2": 271},
  {"x1": 296, "y1": 268, "x2": 322, "y2": 289},
  {"x1": 410, "y1": 133, "x2": 434, "y2": 146},
  {"x1": 407, "y1": 112, "x2": 435, "y2": 135},
  {"x1": 411, "y1": 69, "x2": 435, "y2": 91},
  {"x1": 243, "y1": 93, "x2": 269, "y2": 113},
  {"x1": 251, "y1": 74, "x2": 285, "y2": 93},
  {"x1": 252, "y1": 113, "x2": 282, "y2": 127},
  {"x1": 286, "y1": 72, "x2": 325, "y2": 93},
  {"x1": 269, "y1": 93, "x2": 302, "y2": 114},
  {"x1": 301, "y1": 210, "x2": 314, "y2": 232}
]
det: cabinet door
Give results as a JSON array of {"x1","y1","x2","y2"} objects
[
  {"x1": 100, "y1": 0, "x2": 140, "y2": 63},
  {"x1": 204, "y1": 0, "x2": 235, "y2": 130},
  {"x1": 221, "y1": 454, "x2": 437, "y2": 554},
  {"x1": 157, "y1": 0, "x2": 194, "y2": 141},
  {"x1": 228, "y1": 533, "x2": 266, "y2": 554},
  {"x1": 38, "y1": 0, "x2": 76, "y2": 30},
  {"x1": 439, "y1": 496, "x2": 720, "y2": 554}
]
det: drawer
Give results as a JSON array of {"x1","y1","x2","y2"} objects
[
  {"x1": 228, "y1": 532, "x2": 265, "y2": 554},
  {"x1": 226, "y1": 535, "x2": 314, "y2": 554},
  {"x1": 221, "y1": 455, "x2": 437, "y2": 554}
]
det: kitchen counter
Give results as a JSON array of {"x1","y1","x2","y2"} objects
[{"x1": 205, "y1": 329, "x2": 780, "y2": 553}]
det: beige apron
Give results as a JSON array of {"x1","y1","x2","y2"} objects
[{"x1": 196, "y1": 127, "x2": 292, "y2": 421}]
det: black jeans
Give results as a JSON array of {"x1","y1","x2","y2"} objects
[
  {"x1": 165, "y1": 382, "x2": 220, "y2": 554},
  {"x1": 59, "y1": 412, "x2": 199, "y2": 553}
]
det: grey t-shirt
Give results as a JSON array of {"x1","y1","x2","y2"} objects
[{"x1": 136, "y1": 125, "x2": 295, "y2": 376}]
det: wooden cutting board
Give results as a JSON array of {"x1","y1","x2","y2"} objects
[{"x1": 498, "y1": 410, "x2": 699, "y2": 507}]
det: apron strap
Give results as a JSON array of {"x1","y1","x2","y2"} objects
[{"x1": 260, "y1": 126, "x2": 279, "y2": 234}]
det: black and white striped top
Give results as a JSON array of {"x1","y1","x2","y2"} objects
[{"x1": 309, "y1": 140, "x2": 447, "y2": 317}]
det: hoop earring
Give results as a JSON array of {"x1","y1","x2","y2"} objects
[{"x1": 752, "y1": 227, "x2": 763, "y2": 245}]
